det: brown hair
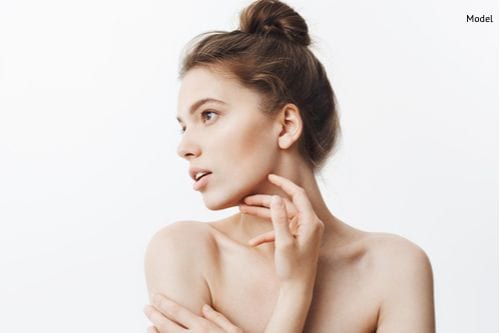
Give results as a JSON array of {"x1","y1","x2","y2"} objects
[{"x1": 179, "y1": 0, "x2": 341, "y2": 173}]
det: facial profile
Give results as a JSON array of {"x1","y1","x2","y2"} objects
[{"x1": 176, "y1": 65, "x2": 291, "y2": 210}]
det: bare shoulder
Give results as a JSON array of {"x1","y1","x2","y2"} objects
[
  {"x1": 364, "y1": 232, "x2": 436, "y2": 332},
  {"x1": 145, "y1": 220, "x2": 218, "y2": 272},
  {"x1": 361, "y1": 231, "x2": 434, "y2": 284},
  {"x1": 144, "y1": 220, "x2": 217, "y2": 313},
  {"x1": 147, "y1": 219, "x2": 219, "y2": 252},
  {"x1": 365, "y1": 232, "x2": 433, "y2": 269}
]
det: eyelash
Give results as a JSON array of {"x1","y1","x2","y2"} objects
[
  {"x1": 180, "y1": 110, "x2": 218, "y2": 133},
  {"x1": 202, "y1": 110, "x2": 218, "y2": 122}
]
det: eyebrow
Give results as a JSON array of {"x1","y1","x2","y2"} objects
[{"x1": 176, "y1": 98, "x2": 227, "y2": 123}]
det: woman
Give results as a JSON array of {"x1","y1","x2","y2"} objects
[{"x1": 143, "y1": 0, "x2": 435, "y2": 332}]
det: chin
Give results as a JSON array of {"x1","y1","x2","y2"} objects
[
  {"x1": 203, "y1": 198, "x2": 237, "y2": 211},
  {"x1": 201, "y1": 174, "x2": 270, "y2": 210},
  {"x1": 201, "y1": 188, "x2": 248, "y2": 211}
]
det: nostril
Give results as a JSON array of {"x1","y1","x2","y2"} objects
[
  {"x1": 177, "y1": 149, "x2": 190, "y2": 159},
  {"x1": 179, "y1": 150, "x2": 195, "y2": 159},
  {"x1": 176, "y1": 142, "x2": 201, "y2": 159}
]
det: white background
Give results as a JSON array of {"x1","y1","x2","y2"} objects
[{"x1": 0, "y1": 0, "x2": 497, "y2": 332}]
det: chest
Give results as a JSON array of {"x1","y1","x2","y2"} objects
[{"x1": 208, "y1": 248, "x2": 380, "y2": 333}]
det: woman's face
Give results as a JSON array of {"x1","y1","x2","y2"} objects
[{"x1": 176, "y1": 66, "x2": 280, "y2": 210}]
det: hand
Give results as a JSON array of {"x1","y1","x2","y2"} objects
[
  {"x1": 238, "y1": 174, "x2": 325, "y2": 284},
  {"x1": 143, "y1": 293, "x2": 243, "y2": 333}
]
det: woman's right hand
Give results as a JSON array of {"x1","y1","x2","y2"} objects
[{"x1": 238, "y1": 174, "x2": 325, "y2": 285}]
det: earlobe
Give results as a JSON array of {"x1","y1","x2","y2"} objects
[
  {"x1": 277, "y1": 103, "x2": 303, "y2": 149},
  {"x1": 278, "y1": 133, "x2": 295, "y2": 149}
]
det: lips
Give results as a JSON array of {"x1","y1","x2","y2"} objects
[
  {"x1": 193, "y1": 172, "x2": 212, "y2": 191},
  {"x1": 189, "y1": 167, "x2": 212, "y2": 182},
  {"x1": 188, "y1": 167, "x2": 213, "y2": 191},
  {"x1": 195, "y1": 172, "x2": 211, "y2": 181}
]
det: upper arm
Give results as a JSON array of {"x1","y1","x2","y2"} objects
[
  {"x1": 376, "y1": 235, "x2": 436, "y2": 333},
  {"x1": 144, "y1": 221, "x2": 213, "y2": 317}
]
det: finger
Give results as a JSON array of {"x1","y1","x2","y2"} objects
[
  {"x1": 289, "y1": 215, "x2": 299, "y2": 234},
  {"x1": 268, "y1": 174, "x2": 314, "y2": 220},
  {"x1": 148, "y1": 326, "x2": 160, "y2": 333},
  {"x1": 151, "y1": 294, "x2": 197, "y2": 329},
  {"x1": 248, "y1": 230, "x2": 275, "y2": 246},
  {"x1": 202, "y1": 304, "x2": 240, "y2": 331},
  {"x1": 271, "y1": 195, "x2": 294, "y2": 247},
  {"x1": 240, "y1": 204, "x2": 299, "y2": 239},
  {"x1": 239, "y1": 200, "x2": 297, "y2": 222},
  {"x1": 246, "y1": 219, "x2": 299, "y2": 247},
  {"x1": 239, "y1": 204, "x2": 271, "y2": 220},
  {"x1": 143, "y1": 305, "x2": 187, "y2": 333},
  {"x1": 243, "y1": 195, "x2": 298, "y2": 216}
]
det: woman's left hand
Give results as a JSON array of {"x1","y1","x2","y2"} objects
[{"x1": 143, "y1": 293, "x2": 243, "y2": 333}]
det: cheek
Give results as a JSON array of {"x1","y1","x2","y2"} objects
[
  {"x1": 203, "y1": 120, "x2": 277, "y2": 208},
  {"x1": 226, "y1": 121, "x2": 277, "y2": 173}
]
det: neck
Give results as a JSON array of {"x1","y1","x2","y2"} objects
[{"x1": 233, "y1": 158, "x2": 356, "y2": 257}]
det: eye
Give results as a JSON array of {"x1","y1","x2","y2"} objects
[
  {"x1": 201, "y1": 110, "x2": 218, "y2": 122},
  {"x1": 179, "y1": 110, "x2": 218, "y2": 134}
]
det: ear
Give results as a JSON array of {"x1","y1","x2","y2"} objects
[{"x1": 276, "y1": 103, "x2": 303, "y2": 149}]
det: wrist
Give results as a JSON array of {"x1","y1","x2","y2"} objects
[
  {"x1": 264, "y1": 280, "x2": 315, "y2": 333},
  {"x1": 279, "y1": 280, "x2": 314, "y2": 306},
  {"x1": 280, "y1": 279, "x2": 314, "y2": 292},
  {"x1": 279, "y1": 271, "x2": 317, "y2": 293}
]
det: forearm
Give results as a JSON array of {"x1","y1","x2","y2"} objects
[{"x1": 264, "y1": 280, "x2": 315, "y2": 333}]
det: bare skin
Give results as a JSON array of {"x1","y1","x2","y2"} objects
[
  {"x1": 145, "y1": 211, "x2": 435, "y2": 332},
  {"x1": 206, "y1": 212, "x2": 377, "y2": 332},
  {"x1": 143, "y1": 66, "x2": 436, "y2": 332}
]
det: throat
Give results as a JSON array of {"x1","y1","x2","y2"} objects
[{"x1": 232, "y1": 213, "x2": 275, "y2": 260}]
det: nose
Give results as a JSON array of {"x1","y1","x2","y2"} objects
[{"x1": 176, "y1": 131, "x2": 202, "y2": 160}]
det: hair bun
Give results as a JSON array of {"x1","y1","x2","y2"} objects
[{"x1": 239, "y1": 0, "x2": 311, "y2": 47}]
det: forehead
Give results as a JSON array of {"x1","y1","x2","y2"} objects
[{"x1": 176, "y1": 66, "x2": 262, "y2": 121}]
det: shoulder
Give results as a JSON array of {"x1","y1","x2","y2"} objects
[
  {"x1": 364, "y1": 232, "x2": 434, "y2": 285},
  {"x1": 146, "y1": 220, "x2": 215, "y2": 250},
  {"x1": 366, "y1": 232, "x2": 435, "y2": 332},
  {"x1": 144, "y1": 221, "x2": 217, "y2": 285},
  {"x1": 145, "y1": 220, "x2": 216, "y2": 265},
  {"x1": 144, "y1": 221, "x2": 217, "y2": 310},
  {"x1": 367, "y1": 232, "x2": 433, "y2": 271},
  {"x1": 339, "y1": 230, "x2": 433, "y2": 279}
]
